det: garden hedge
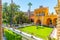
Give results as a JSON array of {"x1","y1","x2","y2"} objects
[{"x1": 4, "y1": 29, "x2": 22, "y2": 40}]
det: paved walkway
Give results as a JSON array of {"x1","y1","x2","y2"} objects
[{"x1": 50, "y1": 28, "x2": 57, "y2": 39}]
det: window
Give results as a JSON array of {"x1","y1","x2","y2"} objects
[
  {"x1": 36, "y1": 12, "x2": 45, "y2": 16},
  {"x1": 41, "y1": 12, "x2": 45, "y2": 16},
  {"x1": 39, "y1": 12, "x2": 45, "y2": 16},
  {"x1": 36, "y1": 14, "x2": 39, "y2": 16}
]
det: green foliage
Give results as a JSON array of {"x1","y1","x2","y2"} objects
[
  {"x1": 4, "y1": 29, "x2": 22, "y2": 40},
  {"x1": 3, "y1": 2, "x2": 20, "y2": 24},
  {"x1": 14, "y1": 11, "x2": 30, "y2": 24},
  {"x1": 51, "y1": 38, "x2": 57, "y2": 40},
  {"x1": 48, "y1": 37, "x2": 57, "y2": 40},
  {"x1": 28, "y1": 2, "x2": 32, "y2": 7},
  {"x1": 3, "y1": 2, "x2": 30, "y2": 25}
]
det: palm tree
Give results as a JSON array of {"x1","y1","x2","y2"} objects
[{"x1": 28, "y1": 2, "x2": 32, "y2": 19}]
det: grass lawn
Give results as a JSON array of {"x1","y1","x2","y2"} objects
[
  {"x1": 18, "y1": 25, "x2": 53, "y2": 40},
  {"x1": 4, "y1": 28, "x2": 22, "y2": 40}
]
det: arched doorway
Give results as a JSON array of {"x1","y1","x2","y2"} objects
[
  {"x1": 46, "y1": 18, "x2": 52, "y2": 26},
  {"x1": 30, "y1": 19, "x2": 34, "y2": 22},
  {"x1": 36, "y1": 20, "x2": 41, "y2": 25},
  {"x1": 53, "y1": 18, "x2": 57, "y2": 26}
]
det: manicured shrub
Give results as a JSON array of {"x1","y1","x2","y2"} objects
[{"x1": 4, "y1": 29, "x2": 22, "y2": 40}]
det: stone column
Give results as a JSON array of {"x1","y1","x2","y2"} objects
[
  {"x1": 0, "y1": 0, "x2": 3, "y2": 40},
  {"x1": 57, "y1": 13, "x2": 60, "y2": 39},
  {"x1": 58, "y1": 0, "x2": 60, "y2": 6},
  {"x1": 55, "y1": 0, "x2": 60, "y2": 39}
]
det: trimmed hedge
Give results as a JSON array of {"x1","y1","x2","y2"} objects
[{"x1": 4, "y1": 29, "x2": 22, "y2": 40}]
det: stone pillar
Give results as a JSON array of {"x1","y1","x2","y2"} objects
[
  {"x1": 57, "y1": 14, "x2": 60, "y2": 39},
  {"x1": 55, "y1": 0, "x2": 60, "y2": 40},
  {"x1": 0, "y1": 0, "x2": 2, "y2": 40},
  {"x1": 58, "y1": 0, "x2": 60, "y2": 6}
]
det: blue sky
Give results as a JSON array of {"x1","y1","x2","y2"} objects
[{"x1": 2, "y1": 0, "x2": 57, "y2": 13}]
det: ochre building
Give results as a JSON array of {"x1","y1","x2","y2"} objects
[{"x1": 30, "y1": 6, "x2": 57, "y2": 27}]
